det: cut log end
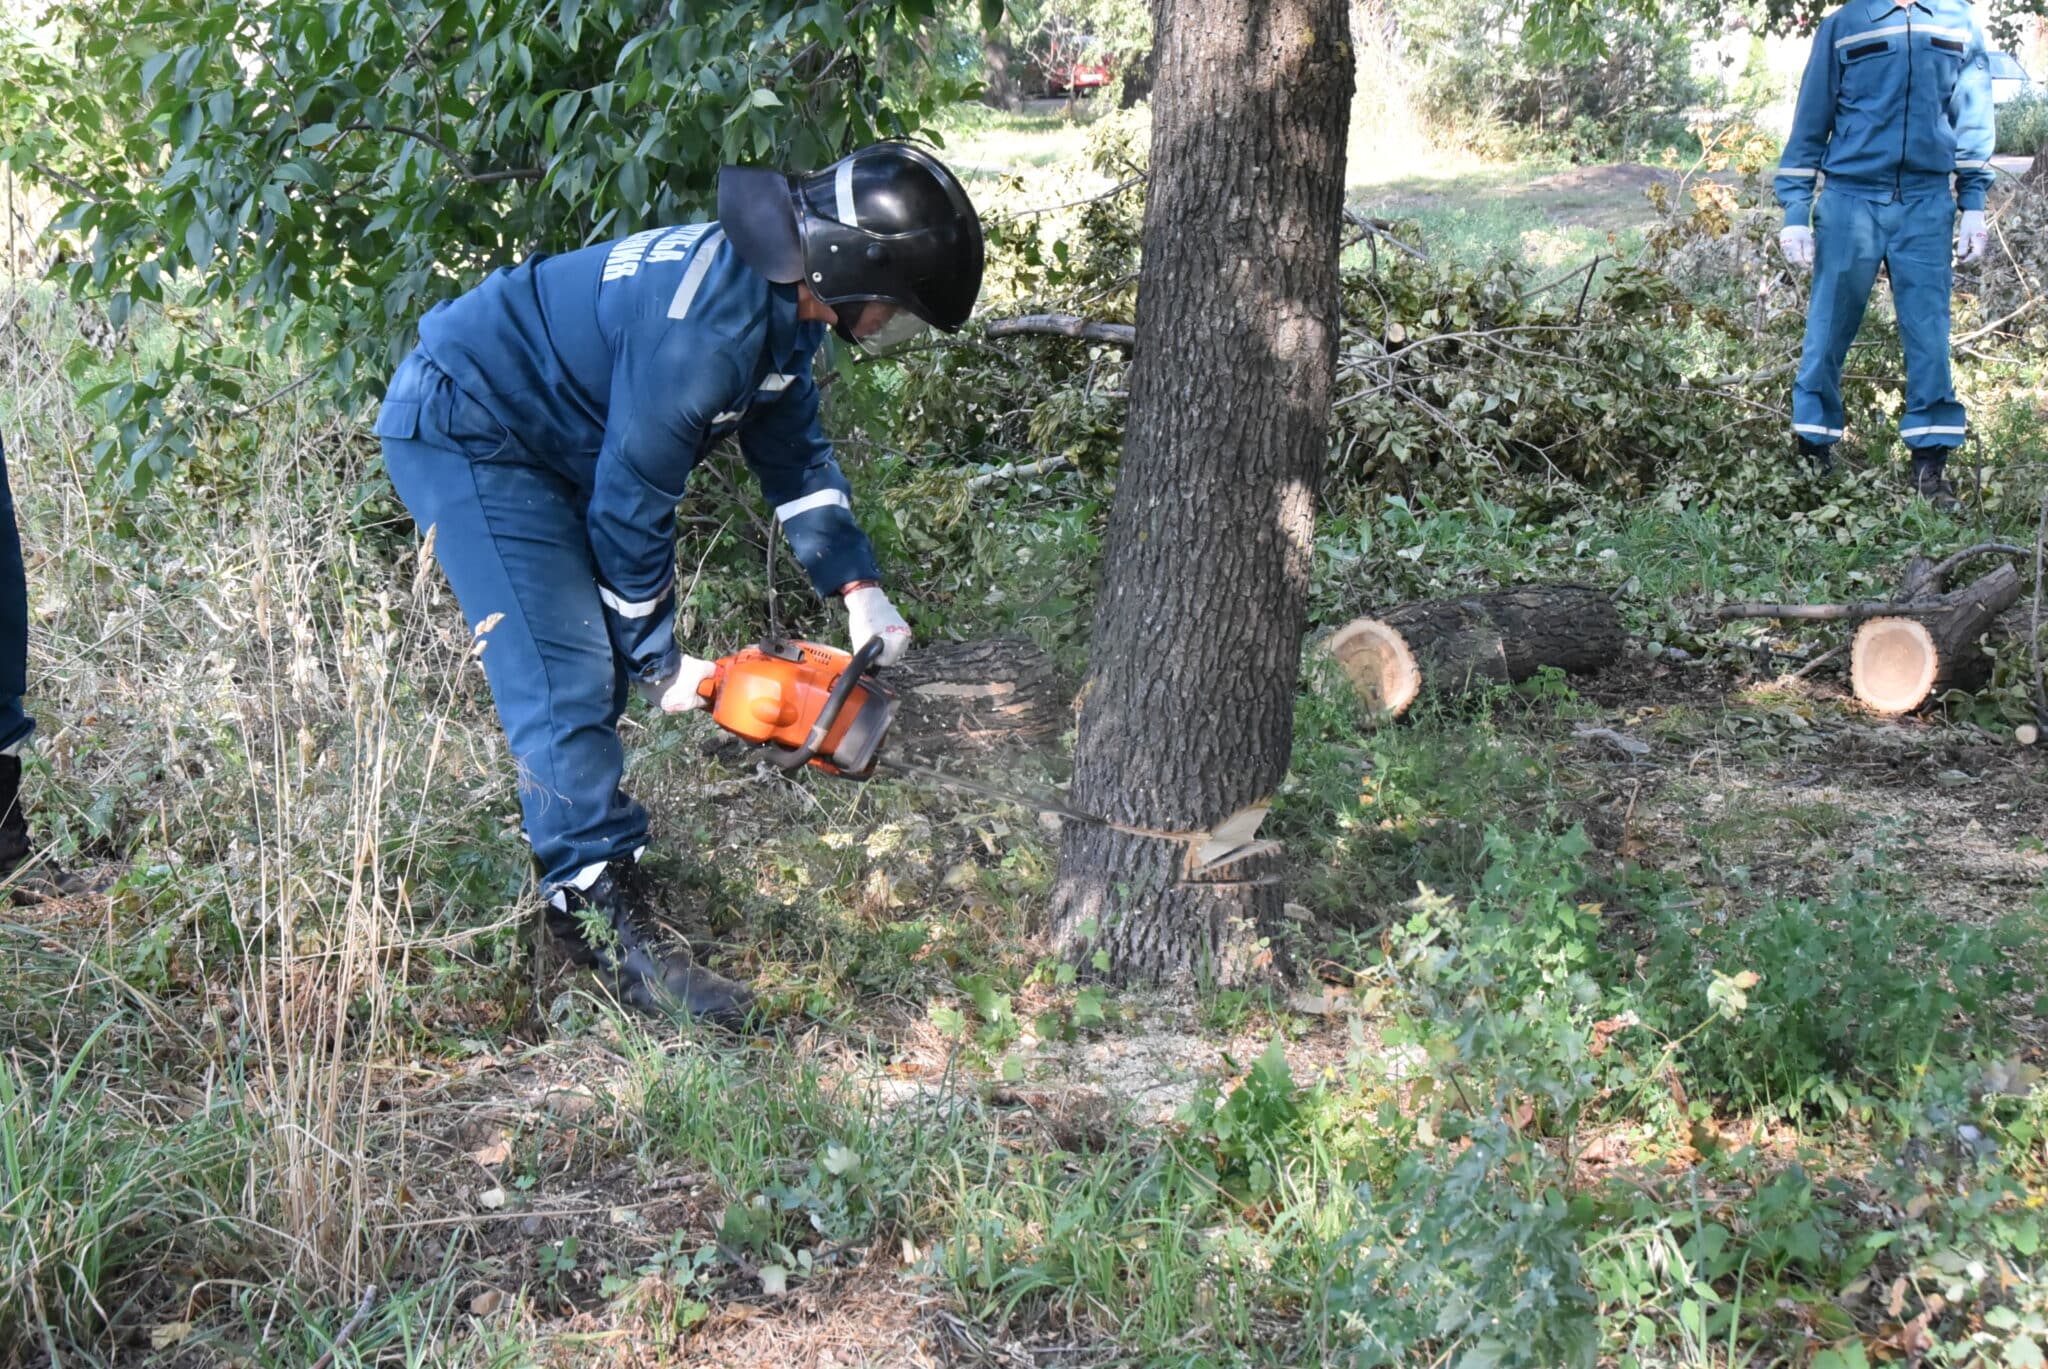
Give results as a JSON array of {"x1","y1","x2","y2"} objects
[
  {"x1": 1327, "y1": 617, "x2": 1420, "y2": 718},
  {"x1": 1849, "y1": 617, "x2": 1941, "y2": 714}
]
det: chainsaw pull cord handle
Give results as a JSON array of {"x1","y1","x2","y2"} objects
[{"x1": 770, "y1": 636, "x2": 885, "y2": 772}]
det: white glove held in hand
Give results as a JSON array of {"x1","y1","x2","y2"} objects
[
  {"x1": 1778, "y1": 225, "x2": 1814, "y2": 269},
  {"x1": 638, "y1": 655, "x2": 719, "y2": 713},
  {"x1": 845, "y1": 585, "x2": 912, "y2": 667},
  {"x1": 1956, "y1": 209, "x2": 1989, "y2": 264}
]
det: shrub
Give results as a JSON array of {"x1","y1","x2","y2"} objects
[
  {"x1": 1996, "y1": 92, "x2": 2048, "y2": 157},
  {"x1": 1396, "y1": 0, "x2": 1710, "y2": 160},
  {"x1": 1630, "y1": 865, "x2": 2040, "y2": 1115}
]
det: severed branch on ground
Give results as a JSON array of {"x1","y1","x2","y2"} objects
[
  {"x1": 1717, "y1": 547, "x2": 2032, "y2": 714},
  {"x1": 983, "y1": 314, "x2": 1136, "y2": 348}
]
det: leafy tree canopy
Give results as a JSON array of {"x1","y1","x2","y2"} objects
[{"x1": 0, "y1": 0, "x2": 983, "y2": 490}]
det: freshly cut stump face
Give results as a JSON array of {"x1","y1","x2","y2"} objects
[
  {"x1": 1850, "y1": 616, "x2": 1939, "y2": 714},
  {"x1": 1327, "y1": 618, "x2": 1421, "y2": 718}
]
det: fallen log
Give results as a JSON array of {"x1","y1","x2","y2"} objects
[
  {"x1": 1849, "y1": 562, "x2": 2024, "y2": 713},
  {"x1": 1325, "y1": 584, "x2": 1624, "y2": 718}
]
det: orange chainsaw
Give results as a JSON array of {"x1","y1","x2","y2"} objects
[{"x1": 696, "y1": 637, "x2": 899, "y2": 779}]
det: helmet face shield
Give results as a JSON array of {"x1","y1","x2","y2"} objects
[
  {"x1": 848, "y1": 304, "x2": 932, "y2": 356},
  {"x1": 792, "y1": 144, "x2": 984, "y2": 333}
]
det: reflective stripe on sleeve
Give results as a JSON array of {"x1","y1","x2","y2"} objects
[
  {"x1": 1778, "y1": 167, "x2": 1819, "y2": 178},
  {"x1": 775, "y1": 489, "x2": 851, "y2": 523},
  {"x1": 598, "y1": 584, "x2": 669, "y2": 619}
]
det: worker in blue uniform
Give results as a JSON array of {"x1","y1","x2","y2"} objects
[
  {"x1": 377, "y1": 143, "x2": 984, "y2": 1024},
  {"x1": 1775, "y1": 0, "x2": 1995, "y2": 503}
]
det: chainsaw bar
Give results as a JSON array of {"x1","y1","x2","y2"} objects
[{"x1": 871, "y1": 757, "x2": 1111, "y2": 828}]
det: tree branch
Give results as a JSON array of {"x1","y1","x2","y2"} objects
[
  {"x1": 1923, "y1": 542, "x2": 2030, "y2": 589},
  {"x1": 340, "y1": 124, "x2": 543, "y2": 184},
  {"x1": 24, "y1": 160, "x2": 99, "y2": 205},
  {"x1": 1011, "y1": 176, "x2": 1146, "y2": 220},
  {"x1": 985, "y1": 314, "x2": 1135, "y2": 347},
  {"x1": 1343, "y1": 208, "x2": 1425, "y2": 260},
  {"x1": 306, "y1": 1287, "x2": 380, "y2": 1369},
  {"x1": 1716, "y1": 601, "x2": 1913, "y2": 622}
]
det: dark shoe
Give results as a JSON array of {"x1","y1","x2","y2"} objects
[
  {"x1": 1796, "y1": 437, "x2": 1836, "y2": 479},
  {"x1": 1909, "y1": 450, "x2": 1958, "y2": 510},
  {"x1": 0, "y1": 754, "x2": 89, "y2": 902},
  {"x1": 546, "y1": 862, "x2": 756, "y2": 1027}
]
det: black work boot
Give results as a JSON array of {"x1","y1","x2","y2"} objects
[
  {"x1": 0, "y1": 754, "x2": 87, "y2": 902},
  {"x1": 1796, "y1": 437, "x2": 1836, "y2": 480},
  {"x1": 1908, "y1": 448, "x2": 1958, "y2": 510},
  {"x1": 546, "y1": 863, "x2": 756, "y2": 1028}
]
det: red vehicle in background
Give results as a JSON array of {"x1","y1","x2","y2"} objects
[{"x1": 1035, "y1": 34, "x2": 1114, "y2": 97}]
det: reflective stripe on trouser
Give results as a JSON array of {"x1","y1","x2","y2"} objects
[
  {"x1": 0, "y1": 437, "x2": 33, "y2": 755},
  {"x1": 1792, "y1": 191, "x2": 1967, "y2": 451},
  {"x1": 380, "y1": 353, "x2": 649, "y2": 890}
]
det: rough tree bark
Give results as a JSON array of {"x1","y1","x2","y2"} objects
[
  {"x1": 885, "y1": 638, "x2": 1069, "y2": 753},
  {"x1": 1049, "y1": 0, "x2": 1354, "y2": 986}
]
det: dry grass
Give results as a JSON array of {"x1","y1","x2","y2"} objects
[{"x1": 0, "y1": 277, "x2": 524, "y2": 1357}]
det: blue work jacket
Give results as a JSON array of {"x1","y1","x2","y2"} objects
[
  {"x1": 407, "y1": 224, "x2": 881, "y2": 685},
  {"x1": 1774, "y1": 0, "x2": 1995, "y2": 225}
]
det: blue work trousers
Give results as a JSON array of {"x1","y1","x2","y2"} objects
[
  {"x1": 1793, "y1": 191, "x2": 1966, "y2": 451},
  {"x1": 0, "y1": 438, "x2": 33, "y2": 755},
  {"x1": 380, "y1": 350, "x2": 648, "y2": 891}
]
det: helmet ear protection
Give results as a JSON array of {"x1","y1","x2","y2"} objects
[{"x1": 719, "y1": 142, "x2": 985, "y2": 349}]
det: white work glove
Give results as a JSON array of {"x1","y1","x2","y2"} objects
[
  {"x1": 637, "y1": 655, "x2": 718, "y2": 713},
  {"x1": 1956, "y1": 209, "x2": 1989, "y2": 264},
  {"x1": 844, "y1": 584, "x2": 912, "y2": 667},
  {"x1": 1778, "y1": 225, "x2": 1815, "y2": 270}
]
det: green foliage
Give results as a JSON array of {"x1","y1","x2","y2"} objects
[
  {"x1": 1631, "y1": 862, "x2": 2040, "y2": 1115},
  {"x1": 1398, "y1": 0, "x2": 1709, "y2": 158},
  {"x1": 1997, "y1": 93, "x2": 2048, "y2": 158},
  {"x1": 0, "y1": 0, "x2": 982, "y2": 490},
  {"x1": 1179, "y1": 1040, "x2": 1315, "y2": 1203},
  {"x1": 1336, "y1": 1132, "x2": 1599, "y2": 1368},
  {"x1": 892, "y1": 116, "x2": 1141, "y2": 476},
  {"x1": 1334, "y1": 831, "x2": 1612, "y2": 1367}
]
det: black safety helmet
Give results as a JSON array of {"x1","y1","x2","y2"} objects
[{"x1": 718, "y1": 142, "x2": 984, "y2": 351}]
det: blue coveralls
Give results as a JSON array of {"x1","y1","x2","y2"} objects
[
  {"x1": 1775, "y1": 0, "x2": 1995, "y2": 453},
  {"x1": 0, "y1": 437, "x2": 34, "y2": 755},
  {"x1": 376, "y1": 224, "x2": 880, "y2": 898}
]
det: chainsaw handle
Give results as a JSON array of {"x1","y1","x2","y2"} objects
[{"x1": 769, "y1": 636, "x2": 886, "y2": 772}]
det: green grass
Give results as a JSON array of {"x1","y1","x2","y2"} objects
[
  {"x1": 0, "y1": 1021, "x2": 245, "y2": 1361},
  {"x1": 926, "y1": 100, "x2": 1128, "y2": 179},
  {"x1": 1347, "y1": 160, "x2": 1653, "y2": 269}
]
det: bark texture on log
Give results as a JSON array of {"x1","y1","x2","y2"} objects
[
  {"x1": 1327, "y1": 584, "x2": 1624, "y2": 717},
  {"x1": 1049, "y1": 0, "x2": 1354, "y2": 986},
  {"x1": 1849, "y1": 563, "x2": 2024, "y2": 713}
]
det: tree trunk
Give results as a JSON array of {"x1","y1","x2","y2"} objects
[
  {"x1": 885, "y1": 637, "x2": 1070, "y2": 754},
  {"x1": 1325, "y1": 584, "x2": 1625, "y2": 717},
  {"x1": 982, "y1": 36, "x2": 1024, "y2": 111},
  {"x1": 1049, "y1": 0, "x2": 1353, "y2": 986}
]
